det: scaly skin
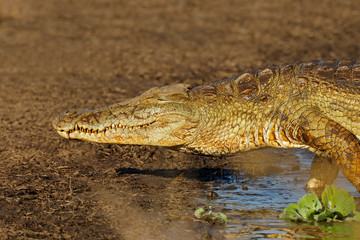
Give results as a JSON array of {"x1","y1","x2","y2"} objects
[{"x1": 53, "y1": 59, "x2": 360, "y2": 192}]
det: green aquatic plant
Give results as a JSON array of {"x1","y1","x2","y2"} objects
[
  {"x1": 194, "y1": 206, "x2": 228, "y2": 225},
  {"x1": 280, "y1": 185, "x2": 360, "y2": 223}
]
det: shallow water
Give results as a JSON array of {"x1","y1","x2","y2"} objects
[
  {"x1": 203, "y1": 149, "x2": 360, "y2": 239},
  {"x1": 118, "y1": 148, "x2": 360, "y2": 239}
]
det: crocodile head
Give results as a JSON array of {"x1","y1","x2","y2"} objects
[{"x1": 53, "y1": 84, "x2": 200, "y2": 147}]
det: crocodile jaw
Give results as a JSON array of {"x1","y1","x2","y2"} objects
[
  {"x1": 53, "y1": 84, "x2": 199, "y2": 147},
  {"x1": 52, "y1": 109, "x2": 198, "y2": 146}
]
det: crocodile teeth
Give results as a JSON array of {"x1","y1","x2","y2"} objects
[{"x1": 67, "y1": 121, "x2": 155, "y2": 137}]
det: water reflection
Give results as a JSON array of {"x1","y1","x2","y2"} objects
[{"x1": 306, "y1": 155, "x2": 339, "y2": 195}]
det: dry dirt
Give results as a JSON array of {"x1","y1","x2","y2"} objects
[{"x1": 1, "y1": 0, "x2": 360, "y2": 239}]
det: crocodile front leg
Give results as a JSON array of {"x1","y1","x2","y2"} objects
[{"x1": 288, "y1": 107, "x2": 360, "y2": 192}]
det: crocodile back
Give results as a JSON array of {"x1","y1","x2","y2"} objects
[
  {"x1": 294, "y1": 60, "x2": 360, "y2": 139},
  {"x1": 189, "y1": 59, "x2": 360, "y2": 140}
]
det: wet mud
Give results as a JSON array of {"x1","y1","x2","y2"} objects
[{"x1": 1, "y1": 0, "x2": 360, "y2": 239}]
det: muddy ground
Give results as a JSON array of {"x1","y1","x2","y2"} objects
[{"x1": 1, "y1": 0, "x2": 360, "y2": 239}]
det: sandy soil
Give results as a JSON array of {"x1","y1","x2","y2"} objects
[{"x1": 1, "y1": 0, "x2": 360, "y2": 239}]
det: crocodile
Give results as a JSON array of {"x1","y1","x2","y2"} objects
[{"x1": 53, "y1": 59, "x2": 360, "y2": 192}]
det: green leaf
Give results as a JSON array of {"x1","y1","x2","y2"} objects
[
  {"x1": 194, "y1": 208, "x2": 205, "y2": 219},
  {"x1": 210, "y1": 212, "x2": 228, "y2": 225},
  {"x1": 280, "y1": 203, "x2": 304, "y2": 221},
  {"x1": 346, "y1": 211, "x2": 360, "y2": 222},
  {"x1": 298, "y1": 193, "x2": 323, "y2": 212},
  {"x1": 321, "y1": 185, "x2": 355, "y2": 217},
  {"x1": 280, "y1": 194, "x2": 322, "y2": 222},
  {"x1": 314, "y1": 209, "x2": 338, "y2": 222}
]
